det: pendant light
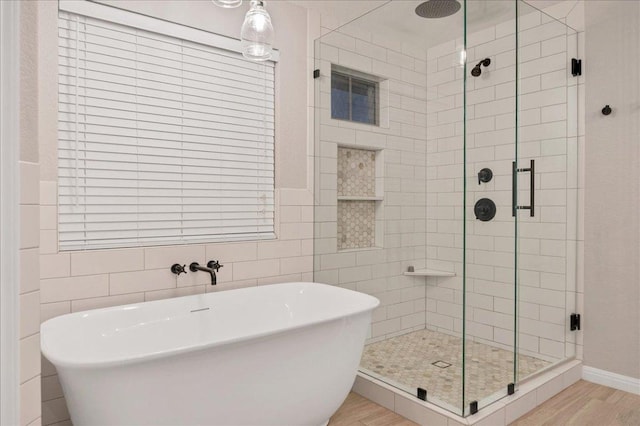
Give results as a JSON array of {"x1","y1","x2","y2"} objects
[
  {"x1": 240, "y1": 0, "x2": 274, "y2": 61},
  {"x1": 211, "y1": 0, "x2": 242, "y2": 8}
]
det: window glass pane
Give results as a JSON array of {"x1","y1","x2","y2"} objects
[
  {"x1": 351, "y1": 78, "x2": 376, "y2": 124},
  {"x1": 331, "y1": 72, "x2": 350, "y2": 120}
]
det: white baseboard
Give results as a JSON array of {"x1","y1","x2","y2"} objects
[{"x1": 583, "y1": 366, "x2": 640, "y2": 395}]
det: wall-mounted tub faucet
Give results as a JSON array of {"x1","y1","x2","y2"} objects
[{"x1": 189, "y1": 260, "x2": 223, "y2": 285}]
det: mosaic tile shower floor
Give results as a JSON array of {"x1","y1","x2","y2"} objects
[{"x1": 360, "y1": 329, "x2": 551, "y2": 409}]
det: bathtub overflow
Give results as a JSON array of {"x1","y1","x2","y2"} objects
[{"x1": 190, "y1": 307, "x2": 210, "y2": 313}]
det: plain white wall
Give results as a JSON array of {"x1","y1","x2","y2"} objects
[
  {"x1": 46, "y1": 0, "x2": 309, "y2": 189},
  {"x1": 584, "y1": 0, "x2": 640, "y2": 381}
]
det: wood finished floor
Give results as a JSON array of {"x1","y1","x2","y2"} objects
[
  {"x1": 330, "y1": 380, "x2": 640, "y2": 426},
  {"x1": 512, "y1": 380, "x2": 640, "y2": 426},
  {"x1": 329, "y1": 392, "x2": 418, "y2": 426}
]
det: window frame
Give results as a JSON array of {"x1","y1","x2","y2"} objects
[{"x1": 331, "y1": 67, "x2": 379, "y2": 126}]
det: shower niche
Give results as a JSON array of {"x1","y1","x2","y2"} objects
[
  {"x1": 337, "y1": 147, "x2": 384, "y2": 251},
  {"x1": 314, "y1": 0, "x2": 580, "y2": 421}
]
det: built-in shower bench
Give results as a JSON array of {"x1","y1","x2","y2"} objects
[{"x1": 403, "y1": 269, "x2": 456, "y2": 277}]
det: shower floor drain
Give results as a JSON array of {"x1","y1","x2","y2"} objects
[{"x1": 431, "y1": 360, "x2": 452, "y2": 369}]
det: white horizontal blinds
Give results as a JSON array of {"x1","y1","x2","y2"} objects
[{"x1": 58, "y1": 11, "x2": 275, "y2": 250}]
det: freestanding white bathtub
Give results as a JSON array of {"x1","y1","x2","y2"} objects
[{"x1": 41, "y1": 282, "x2": 379, "y2": 426}]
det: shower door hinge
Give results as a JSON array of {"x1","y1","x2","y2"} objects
[
  {"x1": 570, "y1": 313, "x2": 581, "y2": 331},
  {"x1": 508, "y1": 383, "x2": 515, "y2": 395},
  {"x1": 416, "y1": 387, "x2": 427, "y2": 401},
  {"x1": 313, "y1": 69, "x2": 320, "y2": 79},
  {"x1": 469, "y1": 401, "x2": 478, "y2": 415},
  {"x1": 571, "y1": 58, "x2": 582, "y2": 76}
]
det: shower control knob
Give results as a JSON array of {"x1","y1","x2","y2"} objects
[
  {"x1": 474, "y1": 198, "x2": 497, "y2": 222},
  {"x1": 477, "y1": 168, "x2": 493, "y2": 185}
]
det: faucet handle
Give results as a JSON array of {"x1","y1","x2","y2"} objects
[
  {"x1": 207, "y1": 260, "x2": 223, "y2": 272},
  {"x1": 170, "y1": 264, "x2": 187, "y2": 276}
]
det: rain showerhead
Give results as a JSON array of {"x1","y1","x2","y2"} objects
[
  {"x1": 415, "y1": 0, "x2": 461, "y2": 19},
  {"x1": 471, "y1": 58, "x2": 491, "y2": 77}
]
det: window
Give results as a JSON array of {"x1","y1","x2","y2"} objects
[
  {"x1": 57, "y1": 3, "x2": 277, "y2": 250},
  {"x1": 331, "y1": 69, "x2": 378, "y2": 125}
]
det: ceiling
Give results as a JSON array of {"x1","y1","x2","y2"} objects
[
  {"x1": 288, "y1": 0, "x2": 389, "y2": 29},
  {"x1": 290, "y1": 0, "x2": 574, "y2": 50}
]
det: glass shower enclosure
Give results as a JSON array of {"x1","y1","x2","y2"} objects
[{"x1": 313, "y1": 0, "x2": 578, "y2": 417}]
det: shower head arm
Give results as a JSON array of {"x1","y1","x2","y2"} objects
[
  {"x1": 476, "y1": 58, "x2": 491, "y2": 68},
  {"x1": 470, "y1": 58, "x2": 491, "y2": 77}
]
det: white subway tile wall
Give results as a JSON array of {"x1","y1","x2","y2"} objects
[
  {"x1": 314, "y1": 22, "x2": 429, "y2": 342},
  {"x1": 20, "y1": 161, "x2": 41, "y2": 426},
  {"x1": 424, "y1": 8, "x2": 580, "y2": 366},
  {"x1": 314, "y1": 3, "x2": 583, "y2": 390}
]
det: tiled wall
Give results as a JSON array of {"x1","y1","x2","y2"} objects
[
  {"x1": 314, "y1": 21, "x2": 430, "y2": 343},
  {"x1": 20, "y1": 1, "x2": 42, "y2": 425},
  {"x1": 37, "y1": 1, "x2": 315, "y2": 424},
  {"x1": 313, "y1": 4, "x2": 584, "y2": 363},
  {"x1": 423, "y1": 8, "x2": 581, "y2": 363},
  {"x1": 20, "y1": 162, "x2": 41, "y2": 426}
]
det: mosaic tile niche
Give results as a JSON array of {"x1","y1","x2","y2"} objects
[
  {"x1": 337, "y1": 147, "x2": 379, "y2": 250},
  {"x1": 338, "y1": 201, "x2": 375, "y2": 249},
  {"x1": 337, "y1": 147, "x2": 376, "y2": 197}
]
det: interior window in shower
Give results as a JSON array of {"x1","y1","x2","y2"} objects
[{"x1": 331, "y1": 68, "x2": 378, "y2": 125}]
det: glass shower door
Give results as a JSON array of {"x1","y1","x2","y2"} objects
[
  {"x1": 462, "y1": 0, "x2": 579, "y2": 414},
  {"x1": 463, "y1": 0, "x2": 518, "y2": 415},
  {"x1": 515, "y1": 1, "x2": 579, "y2": 384}
]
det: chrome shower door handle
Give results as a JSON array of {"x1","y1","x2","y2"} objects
[{"x1": 512, "y1": 159, "x2": 535, "y2": 217}]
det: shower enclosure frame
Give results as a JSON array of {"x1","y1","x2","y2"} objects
[{"x1": 313, "y1": 0, "x2": 580, "y2": 419}]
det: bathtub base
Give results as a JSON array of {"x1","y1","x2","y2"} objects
[
  {"x1": 43, "y1": 283, "x2": 379, "y2": 426},
  {"x1": 352, "y1": 359, "x2": 582, "y2": 425},
  {"x1": 58, "y1": 315, "x2": 370, "y2": 426}
]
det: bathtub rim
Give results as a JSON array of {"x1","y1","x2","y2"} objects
[{"x1": 41, "y1": 282, "x2": 380, "y2": 370}]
